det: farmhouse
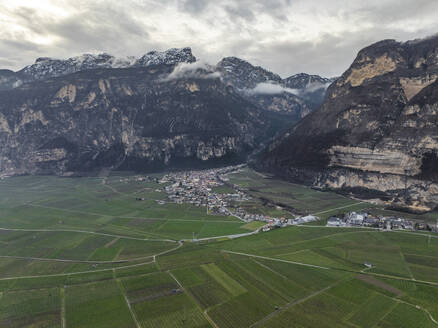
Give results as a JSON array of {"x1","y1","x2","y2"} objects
[
  {"x1": 327, "y1": 216, "x2": 344, "y2": 227},
  {"x1": 346, "y1": 212, "x2": 365, "y2": 225}
]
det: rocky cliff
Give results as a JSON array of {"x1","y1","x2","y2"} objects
[
  {"x1": 261, "y1": 36, "x2": 438, "y2": 212},
  {"x1": 0, "y1": 46, "x2": 333, "y2": 177},
  {"x1": 0, "y1": 62, "x2": 273, "y2": 176}
]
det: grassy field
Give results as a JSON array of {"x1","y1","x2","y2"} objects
[
  {"x1": 0, "y1": 170, "x2": 437, "y2": 327},
  {"x1": 226, "y1": 168, "x2": 373, "y2": 218}
]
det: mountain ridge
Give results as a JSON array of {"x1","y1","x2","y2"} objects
[{"x1": 260, "y1": 35, "x2": 438, "y2": 212}]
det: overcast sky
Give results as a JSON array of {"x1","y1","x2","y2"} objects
[{"x1": 1, "y1": 0, "x2": 437, "y2": 77}]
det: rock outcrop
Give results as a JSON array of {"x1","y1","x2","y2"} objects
[
  {"x1": 260, "y1": 36, "x2": 438, "y2": 212},
  {"x1": 0, "y1": 63, "x2": 272, "y2": 176},
  {"x1": 0, "y1": 46, "x2": 333, "y2": 177}
]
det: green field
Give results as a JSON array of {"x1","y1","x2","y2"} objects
[
  {"x1": 227, "y1": 168, "x2": 438, "y2": 223},
  {"x1": 226, "y1": 168, "x2": 373, "y2": 218},
  {"x1": 0, "y1": 170, "x2": 437, "y2": 327}
]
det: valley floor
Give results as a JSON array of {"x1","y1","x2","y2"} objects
[{"x1": 0, "y1": 169, "x2": 437, "y2": 328}]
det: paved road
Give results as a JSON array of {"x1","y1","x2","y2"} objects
[
  {"x1": 28, "y1": 203, "x2": 241, "y2": 224},
  {"x1": 0, "y1": 255, "x2": 130, "y2": 265},
  {"x1": 0, "y1": 241, "x2": 182, "y2": 281},
  {"x1": 0, "y1": 227, "x2": 176, "y2": 243}
]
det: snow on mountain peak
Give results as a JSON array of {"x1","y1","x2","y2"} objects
[
  {"x1": 18, "y1": 47, "x2": 196, "y2": 81},
  {"x1": 135, "y1": 47, "x2": 196, "y2": 67}
]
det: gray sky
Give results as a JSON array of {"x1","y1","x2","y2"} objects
[{"x1": 1, "y1": 0, "x2": 437, "y2": 77}]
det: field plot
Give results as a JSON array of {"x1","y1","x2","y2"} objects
[
  {"x1": 133, "y1": 293, "x2": 210, "y2": 328},
  {"x1": 258, "y1": 275, "x2": 437, "y2": 328},
  {"x1": 65, "y1": 280, "x2": 136, "y2": 328},
  {"x1": 377, "y1": 303, "x2": 437, "y2": 328},
  {"x1": 0, "y1": 174, "x2": 250, "y2": 243},
  {"x1": 210, "y1": 226, "x2": 438, "y2": 280},
  {"x1": 0, "y1": 288, "x2": 61, "y2": 328},
  {"x1": 0, "y1": 230, "x2": 173, "y2": 262},
  {"x1": 122, "y1": 272, "x2": 179, "y2": 304},
  {"x1": 121, "y1": 272, "x2": 210, "y2": 328},
  {"x1": 227, "y1": 168, "x2": 366, "y2": 216}
]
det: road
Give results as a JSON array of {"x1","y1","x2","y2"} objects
[
  {"x1": 0, "y1": 241, "x2": 182, "y2": 281},
  {"x1": 0, "y1": 227, "x2": 176, "y2": 243},
  {"x1": 28, "y1": 203, "x2": 242, "y2": 224},
  {"x1": 221, "y1": 250, "x2": 438, "y2": 288},
  {"x1": 222, "y1": 249, "x2": 438, "y2": 326},
  {"x1": 312, "y1": 201, "x2": 367, "y2": 216}
]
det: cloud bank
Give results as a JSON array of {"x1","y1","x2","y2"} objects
[
  {"x1": 163, "y1": 61, "x2": 221, "y2": 81},
  {"x1": 247, "y1": 82, "x2": 300, "y2": 95},
  {"x1": 0, "y1": 0, "x2": 437, "y2": 76}
]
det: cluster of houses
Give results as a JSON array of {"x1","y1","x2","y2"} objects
[
  {"x1": 118, "y1": 175, "x2": 159, "y2": 184},
  {"x1": 327, "y1": 211, "x2": 419, "y2": 231},
  {"x1": 161, "y1": 166, "x2": 249, "y2": 213},
  {"x1": 260, "y1": 215, "x2": 319, "y2": 232},
  {"x1": 158, "y1": 166, "x2": 321, "y2": 232}
]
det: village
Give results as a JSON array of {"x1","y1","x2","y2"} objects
[
  {"x1": 327, "y1": 211, "x2": 438, "y2": 232},
  {"x1": 158, "y1": 165, "x2": 319, "y2": 232},
  {"x1": 118, "y1": 166, "x2": 438, "y2": 234}
]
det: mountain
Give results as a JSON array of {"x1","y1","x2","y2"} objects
[
  {"x1": 2, "y1": 49, "x2": 332, "y2": 123},
  {"x1": 0, "y1": 46, "x2": 333, "y2": 177},
  {"x1": 0, "y1": 48, "x2": 196, "y2": 90},
  {"x1": 216, "y1": 57, "x2": 333, "y2": 120},
  {"x1": 216, "y1": 57, "x2": 283, "y2": 89},
  {"x1": 260, "y1": 36, "x2": 438, "y2": 212},
  {"x1": 283, "y1": 73, "x2": 335, "y2": 109},
  {"x1": 0, "y1": 55, "x2": 279, "y2": 176}
]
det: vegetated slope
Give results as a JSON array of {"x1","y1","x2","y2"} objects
[{"x1": 260, "y1": 36, "x2": 438, "y2": 212}]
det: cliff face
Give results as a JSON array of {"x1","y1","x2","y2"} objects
[
  {"x1": 261, "y1": 37, "x2": 438, "y2": 211},
  {"x1": 0, "y1": 46, "x2": 336, "y2": 177},
  {"x1": 0, "y1": 64, "x2": 270, "y2": 176}
]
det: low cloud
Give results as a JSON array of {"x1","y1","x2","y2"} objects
[
  {"x1": 247, "y1": 82, "x2": 299, "y2": 95},
  {"x1": 163, "y1": 61, "x2": 221, "y2": 81},
  {"x1": 302, "y1": 82, "x2": 332, "y2": 94},
  {"x1": 247, "y1": 80, "x2": 332, "y2": 97}
]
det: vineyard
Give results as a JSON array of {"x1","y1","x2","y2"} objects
[{"x1": 0, "y1": 172, "x2": 437, "y2": 327}]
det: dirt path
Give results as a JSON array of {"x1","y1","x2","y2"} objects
[
  {"x1": 0, "y1": 227, "x2": 176, "y2": 243},
  {"x1": 220, "y1": 250, "x2": 438, "y2": 288},
  {"x1": 117, "y1": 279, "x2": 141, "y2": 328},
  {"x1": 313, "y1": 201, "x2": 366, "y2": 216},
  {"x1": 221, "y1": 250, "x2": 330, "y2": 270},
  {"x1": 60, "y1": 287, "x2": 66, "y2": 328}
]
